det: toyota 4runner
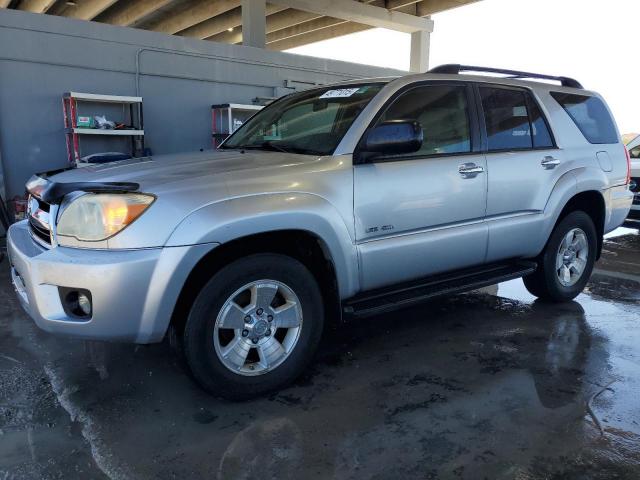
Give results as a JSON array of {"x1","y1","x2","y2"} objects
[{"x1": 7, "y1": 65, "x2": 633, "y2": 399}]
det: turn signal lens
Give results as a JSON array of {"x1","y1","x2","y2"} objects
[{"x1": 57, "y1": 193, "x2": 155, "y2": 242}]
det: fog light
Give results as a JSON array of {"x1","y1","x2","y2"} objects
[
  {"x1": 77, "y1": 293, "x2": 91, "y2": 316},
  {"x1": 59, "y1": 287, "x2": 92, "y2": 319}
]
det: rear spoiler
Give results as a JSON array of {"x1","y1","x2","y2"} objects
[{"x1": 26, "y1": 174, "x2": 140, "y2": 204}]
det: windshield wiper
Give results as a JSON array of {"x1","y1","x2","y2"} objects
[
  {"x1": 229, "y1": 141, "x2": 323, "y2": 156},
  {"x1": 257, "y1": 141, "x2": 290, "y2": 153},
  {"x1": 234, "y1": 142, "x2": 295, "y2": 154}
]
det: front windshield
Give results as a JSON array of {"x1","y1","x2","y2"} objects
[{"x1": 221, "y1": 83, "x2": 385, "y2": 155}]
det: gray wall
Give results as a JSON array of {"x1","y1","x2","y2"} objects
[{"x1": 0, "y1": 8, "x2": 404, "y2": 229}]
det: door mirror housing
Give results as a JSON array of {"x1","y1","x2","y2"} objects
[{"x1": 358, "y1": 120, "x2": 423, "y2": 162}]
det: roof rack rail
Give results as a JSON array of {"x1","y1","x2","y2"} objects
[{"x1": 428, "y1": 64, "x2": 583, "y2": 89}]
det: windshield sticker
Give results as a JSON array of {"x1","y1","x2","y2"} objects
[{"x1": 319, "y1": 88, "x2": 360, "y2": 99}]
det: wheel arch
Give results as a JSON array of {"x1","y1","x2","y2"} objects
[
  {"x1": 168, "y1": 229, "x2": 344, "y2": 340},
  {"x1": 551, "y1": 189, "x2": 606, "y2": 259}
]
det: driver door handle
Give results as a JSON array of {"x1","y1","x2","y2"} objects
[
  {"x1": 458, "y1": 163, "x2": 484, "y2": 178},
  {"x1": 541, "y1": 156, "x2": 560, "y2": 169}
]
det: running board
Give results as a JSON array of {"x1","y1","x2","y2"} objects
[{"x1": 343, "y1": 261, "x2": 537, "y2": 318}]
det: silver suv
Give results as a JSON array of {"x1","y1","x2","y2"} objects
[{"x1": 7, "y1": 65, "x2": 633, "y2": 399}]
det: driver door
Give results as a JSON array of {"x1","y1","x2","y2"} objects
[{"x1": 354, "y1": 83, "x2": 488, "y2": 291}]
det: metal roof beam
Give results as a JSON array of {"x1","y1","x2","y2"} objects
[
  {"x1": 268, "y1": 0, "x2": 433, "y2": 33},
  {"x1": 16, "y1": 0, "x2": 57, "y2": 13},
  {"x1": 268, "y1": 21, "x2": 370, "y2": 50},
  {"x1": 176, "y1": 4, "x2": 287, "y2": 39},
  {"x1": 95, "y1": 0, "x2": 174, "y2": 27},
  {"x1": 267, "y1": 16, "x2": 347, "y2": 45},
  {"x1": 149, "y1": 0, "x2": 239, "y2": 35},
  {"x1": 417, "y1": 0, "x2": 481, "y2": 15},
  {"x1": 205, "y1": 8, "x2": 322, "y2": 44},
  {"x1": 50, "y1": 0, "x2": 119, "y2": 20},
  {"x1": 207, "y1": 0, "x2": 416, "y2": 45},
  {"x1": 265, "y1": 0, "x2": 431, "y2": 50}
]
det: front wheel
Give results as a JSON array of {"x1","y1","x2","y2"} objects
[
  {"x1": 523, "y1": 211, "x2": 597, "y2": 302},
  {"x1": 183, "y1": 254, "x2": 324, "y2": 400}
]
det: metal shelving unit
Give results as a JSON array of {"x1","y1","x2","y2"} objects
[
  {"x1": 62, "y1": 92, "x2": 144, "y2": 164},
  {"x1": 212, "y1": 103, "x2": 262, "y2": 148}
]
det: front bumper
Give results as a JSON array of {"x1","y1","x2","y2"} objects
[{"x1": 6, "y1": 221, "x2": 217, "y2": 343}]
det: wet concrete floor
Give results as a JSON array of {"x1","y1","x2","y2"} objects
[{"x1": 1, "y1": 226, "x2": 639, "y2": 479}]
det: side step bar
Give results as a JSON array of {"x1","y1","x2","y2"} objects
[{"x1": 343, "y1": 261, "x2": 537, "y2": 318}]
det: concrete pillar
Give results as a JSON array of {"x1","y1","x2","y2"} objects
[
  {"x1": 241, "y1": 0, "x2": 266, "y2": 48},
  {"x1": 409, "y1": 29, "x2": 430, "y2": 73}
]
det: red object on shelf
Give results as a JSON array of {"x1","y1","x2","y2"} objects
[{"x1": 62, "y1": 96, "x2": 79, "y2": 164}]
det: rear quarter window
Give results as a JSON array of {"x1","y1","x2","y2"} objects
[{"x1": 550, "y1": 92, "x2": 618, "y2": 144}]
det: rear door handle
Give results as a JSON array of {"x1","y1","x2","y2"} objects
[
  {"x1": 459, "y1": 163, "x2": 484, "y2": 178},
  {"x1": 541, "y1": 156, "x2": 560, "y2": 169}
]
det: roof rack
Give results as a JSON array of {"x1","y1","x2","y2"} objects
[{"x1": 428, "y1": 64, "x2": 583, "y2": 89}]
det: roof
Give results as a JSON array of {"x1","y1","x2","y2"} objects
[
  {"x1": 1, "y1": 0, "x2": 481, "y2": 50},
  {"x1": 307, "y1": 70, "x2": 590, "y2": 95}
]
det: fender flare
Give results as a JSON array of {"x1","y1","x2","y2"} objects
[
  {"x1": 165, "y1": 193, "x2": 359, "y2": 298},
  {"x1": 539, "y1": 166, "x2": 607, "y2": 254}
]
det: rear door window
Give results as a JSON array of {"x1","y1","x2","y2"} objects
[
  {"x1": 527, "y1": 96, "x2": 554, "y2": 148},
  {"x1": 479, "y1": 87, "x2": 554, "y2": 151},
  {"x1": 550, "y1": 92, "x2": 618, "y2": 144}
]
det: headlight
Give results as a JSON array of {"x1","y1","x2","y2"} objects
[{"x1": 57, "y1": 193, "x2": 155, "y2": 242}]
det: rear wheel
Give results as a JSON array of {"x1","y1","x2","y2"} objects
[
  {"x1": 183, "y1": 254, "x2": 324, "y2": 400},
  {"x1": 523, "y1": 211, "x2": 597, "y2": 302}
]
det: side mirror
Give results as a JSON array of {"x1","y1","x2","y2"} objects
[{"x1": 359, "y1": 120, "x2": 423, "y2": 160}]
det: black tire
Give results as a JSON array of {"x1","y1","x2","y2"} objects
[
  {"x1": 183, "y1": 253, "x2": 324, "y2": 400},
  {"x1": 523, "y1": 211, "x2": 597, "y2": 302}
]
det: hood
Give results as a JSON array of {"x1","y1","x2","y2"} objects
[
  {"x1": 49, "y1": 149, "x2": 315, "y2": 193},
  {"x1": 43, "y1": 148, "x2": 347, "y2": 249}
]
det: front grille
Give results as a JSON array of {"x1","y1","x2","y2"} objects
[
  {"x1": 27, "y1": 196, "x2": 52, "y2": 247},
  {"x1": 633, "y1": 196, "x2": 640, "y2": 206},
  {"x1": 29, "y1": 217, "x2": 51, "y2": 244}
]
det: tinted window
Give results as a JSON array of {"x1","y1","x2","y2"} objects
[
  {"x1": 377, "y1": 85, "x2": 471, "y2": 157},
  {"x1": 631, "y1": 145, "x2": 640, "y2": 159},
  {"x1": 527, "y1": 96, "x2": 554, "y2": 148},
  {"x1": 480, "y1": 87, "x2": 554, "y2": 151},
  {"x1": 481, "y1": 88, "x2": 529, "y2": 150},
  {"x1": 550, "y1": 92, "x2": 618, "y2": 144}
]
